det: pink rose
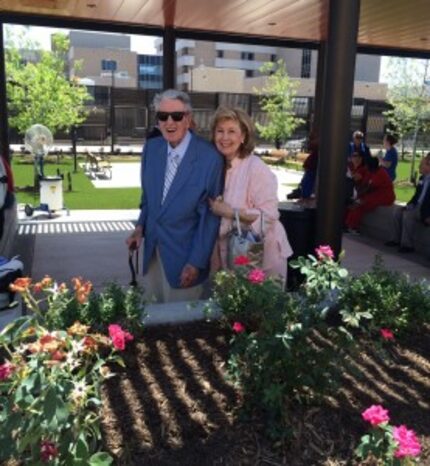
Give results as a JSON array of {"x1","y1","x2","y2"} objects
[
  {"x1": 247, "y1": 268, "x2": 265, "y2": 284},
  {"x1": 233, "y1": 255, "x2": 250, "y2": 266},
  {"x1": 361, "y1": 405, "x2": 390, "y2": 426},
  {"x1": 0, "y1": 361, "x2": 14, "y2": 380},
  {"x1": 380, "y1": 328, "x2": 395, "y2": 341},
  {"x1": 108, "y1": 324, "x2": 134, "y2": 351},
  {"x1": 40, "y1": 440, "x2": 59, "y2": 463},
  {"x1": 393, "y1": 425, "x2": 421, "y2": 458},
  {"x1": 315, "y1": 245, "x2": 334, "y2": 260},
  {"x1": 232, "y1": 322, "x2": 245, "y2": 333}
]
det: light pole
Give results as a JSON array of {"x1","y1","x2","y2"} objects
[{"x1": 101, "y1": 59, "x2": 117, "y2": 154}]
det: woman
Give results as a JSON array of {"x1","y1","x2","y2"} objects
[
  {"x1": 345, "y1": 156, "x2": 395, "y2": 234},
  {"x1": 379, "y1": 134, "x2": 398, "y2": 181},
  {"x1": 209, "y1": 107, "x2": 292, "y2": 282}
]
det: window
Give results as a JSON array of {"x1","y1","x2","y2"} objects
[
  {"x1": 245, "y1": 70, "x2": 254, "y2": 77},
  {"x1": 270, "y1": 54, "x2": 277, "y2": 62},
  {"x1": 217, "y1": 50, "x2": 224, "y2": 58},
  {"x1": 301, "y1": 49, "x2": 312, "y2": 78},
  {"x1": 241, "y1": 52, "x2": 254, "y2": 60}
]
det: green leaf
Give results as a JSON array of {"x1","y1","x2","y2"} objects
[
  {"x1": 43, "y1": 386, "x2": 57, "y2": 422},
  {"x1": 76, "y1": 433, "x2": 90, "y2": 460},
  {"x1": 89, "y1": 452, "x2": 114, "y2": 466}
]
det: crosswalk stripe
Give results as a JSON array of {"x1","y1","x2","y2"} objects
[{"x1": 17, "y1": 221, "x2": 135, "y2": 235}]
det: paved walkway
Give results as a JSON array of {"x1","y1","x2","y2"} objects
[{"x1": 86, "y1": 162, "x2": 303, "y2": 198}]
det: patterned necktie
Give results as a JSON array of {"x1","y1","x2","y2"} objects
[{"x1": 162, "y1": 152, "x2": 180, "y2": 203}]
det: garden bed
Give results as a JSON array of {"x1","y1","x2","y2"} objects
[{"x1": 101, "y1": 321, "x2": 430, "y2": 465}]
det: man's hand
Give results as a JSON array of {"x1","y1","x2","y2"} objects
[
  {"x1": 209, "y1": 197, "x2": 233, "y2": 218},
  {"x1": 180, "y1": 264, "x2": 199, "y2": 288},
  {"x1": 126, "y1": 226, "x2": 143, "y2": 251}
]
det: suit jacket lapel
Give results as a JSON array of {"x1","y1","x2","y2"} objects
[
  {"x1": 154, "y1": 140, "x2": 168, "y2": 209},
  {"x1": 161, "y1": 135, "x2": 197, "y2": 211}
]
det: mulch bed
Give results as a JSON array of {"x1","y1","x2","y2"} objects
[{"x1": 102, "y1": 322, "x2": 430, "y2": 465}]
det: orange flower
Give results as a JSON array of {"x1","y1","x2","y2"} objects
[
  {"x1": 9, "y1": 277, "x2": 32, "y2": 293},
  {"x1": 82, "y1": 336, "x2": 98, "y2": 354},
  {"x1": 41, "y1": 276, "x2": 53, "y2": 288},
  {"x1": 50, "y1": 350, "x2": 66, "y2": 361},
  {"x1": 72, "y1": 277, "x2": 92, "y2": 304},
  {"x1": 67, "y1": 321, "x2": 89, "y2": 337},
  {"x1": 58, "y1": 282, "x2": 67, "y2": 292},
  {"x1": 28, "y1": 334, "x2": 64, "y2": 355},
  {"x1": 33, "y1": 283, "x2": 43, "y2": 293}
]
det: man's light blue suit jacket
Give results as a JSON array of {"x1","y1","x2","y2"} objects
[{"x1": 137, "y1": 133, "x2": 224, "y2": 288}]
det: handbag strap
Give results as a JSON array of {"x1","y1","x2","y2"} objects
[
  {"x1": 234, "y1": 208, "x2": 265, "y2": 239},
  {"x1": 234, "y1": 208, "x2": 242, "y2": 236}
]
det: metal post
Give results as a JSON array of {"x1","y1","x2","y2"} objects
[
  {"x1": 316, "y1": 0, "x2": 361, "y2": 254},
  {"x1": 163, "y1": 27, "x2": 175, "y2": 89},
  {"x1": 71, "y1": 125, "x2": 78, "y2": 173},
  {"x1": 110, "y1": 70, "x2": 115, "y2": 154},
  {"x1": 0, "y1": 23, "x2": 10, "y2": 162},
  {"x1": 313, "y1": 42, "x2": 327, "y2": 134}
]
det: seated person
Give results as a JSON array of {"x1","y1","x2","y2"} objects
[
  {"x1": 286, "y1": 131, "x2": 319, "y2": 200},
  {"x1": 345, "y1": 156, "x2": 395, "y2": 234},
  {"x1": 345, "y1": 151, "x2": 367, "y2": 206},
  {"x1": 379, "y1": 134, "x2": 398, "y2": 181},
  {"x1": 349, "y1": 130, "x2": 372, "y2": 164},
  {"x1": 385, "y1": 152, "x2": 430, "y2": 253}
]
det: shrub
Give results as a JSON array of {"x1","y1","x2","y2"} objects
[
  {"x1": 11, "y1": 276, "x2": 146, "y2": 334},
  {"x1": 356, "y1": 404, "x2": 422, "y2": 465},
  {"x1": 0, "y1": 317, "x2": 134, "y2": 464},
  {"x1": 211, "y1": 250, "x2": 360, "y2": 437},
  {"x1": 337, "y1": 257, "x2": 430, "y2": 335}
]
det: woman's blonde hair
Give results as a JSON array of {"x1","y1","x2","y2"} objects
[{"x1": 211, "y1": 107, "x2": 256, "y2": 158}]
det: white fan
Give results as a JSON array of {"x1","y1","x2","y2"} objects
[
  {"x1": 25, "y1": 124, "x2": 53, "y2": 157},
  {"x1": 24, "y1": 124, "x2": 53, "y2": 178}
]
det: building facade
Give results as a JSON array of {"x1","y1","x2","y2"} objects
[{"x1": 155, "y1": 38, "x2": 383, "y2": 99}]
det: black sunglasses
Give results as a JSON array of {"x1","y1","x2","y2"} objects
[{"x1": 156, "y1": 111, "x2": 187, "y2": 122}]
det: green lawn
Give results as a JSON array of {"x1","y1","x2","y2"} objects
[
  {"x1": 394, "y1": 160, "x2": 415, "y2": 203},
  {"x1": 12, "y1": 156, "x2": 141, "y2": 210}
]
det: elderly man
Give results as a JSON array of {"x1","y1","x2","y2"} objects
[
  {"x1": 126, "y1": 89, "x2": 224, "y2": 302},
  {"x1": 385, "y1": 152, "x2": 430, "y2": 253}
]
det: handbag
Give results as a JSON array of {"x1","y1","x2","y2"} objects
[{"x1": 227, "y1": 209, "x2": 265, "y2": 269}]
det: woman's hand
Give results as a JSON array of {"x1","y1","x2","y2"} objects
[{"x1": 209, "y1": 196, "x2": 233, "y2": 218}]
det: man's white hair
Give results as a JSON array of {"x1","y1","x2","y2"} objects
[{"x1": 153, "y1": 89, "x2": 192, "y2": 112}]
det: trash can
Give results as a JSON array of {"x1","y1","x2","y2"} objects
[
  {"x1": 278, "y1": 201, "x2": 316, "y2": 291},
  {"x1": 40, "y1": 175, "x2": 63, "y2": 211}
]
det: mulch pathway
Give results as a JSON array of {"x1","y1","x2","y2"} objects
[{"x1": 101, "y1": 322, "x2": 430, "y2": 465}]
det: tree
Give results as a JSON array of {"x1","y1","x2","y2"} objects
[
  {"x1": 383, "y1": 57, "x2": 430, "y2": 180},
  {"x1": 5, "y1": 30, "x2": 92, "y2": 136},
  {"x1": 254, "y1": 59, "x2": 304, "y2": 148}
]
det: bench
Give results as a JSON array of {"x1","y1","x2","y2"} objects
[
  {"x1": 85, "y1": 152, "x2": 112, "y2": 180},
  {"x1": 359, "y1": 204, "x2": 430, "y2": 257}
]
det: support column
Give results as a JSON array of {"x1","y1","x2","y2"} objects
[
  {"x1": 163, "y1": 27, "x2": 175, "y2": 89},
  {"x1": 0, "y1": 23, "x2": 10, "y2": 161},
  {"x1": 316, "y1": 0, "x2": 360, "y2": 254},
  {"x1": 313, "y1": 42, "x2": 327, "y2": 134}
]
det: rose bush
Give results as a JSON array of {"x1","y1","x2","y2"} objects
[
  {"x1": 356, "y1": 404, "x2": 422, "y2": 465},
  {"x1": 210, "y1": 250, "x2": 366, "y2": 437}
]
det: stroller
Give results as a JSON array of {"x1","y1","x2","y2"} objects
[{"x1": 0, "y1": 256, "x2": 23, "y2": 310}]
